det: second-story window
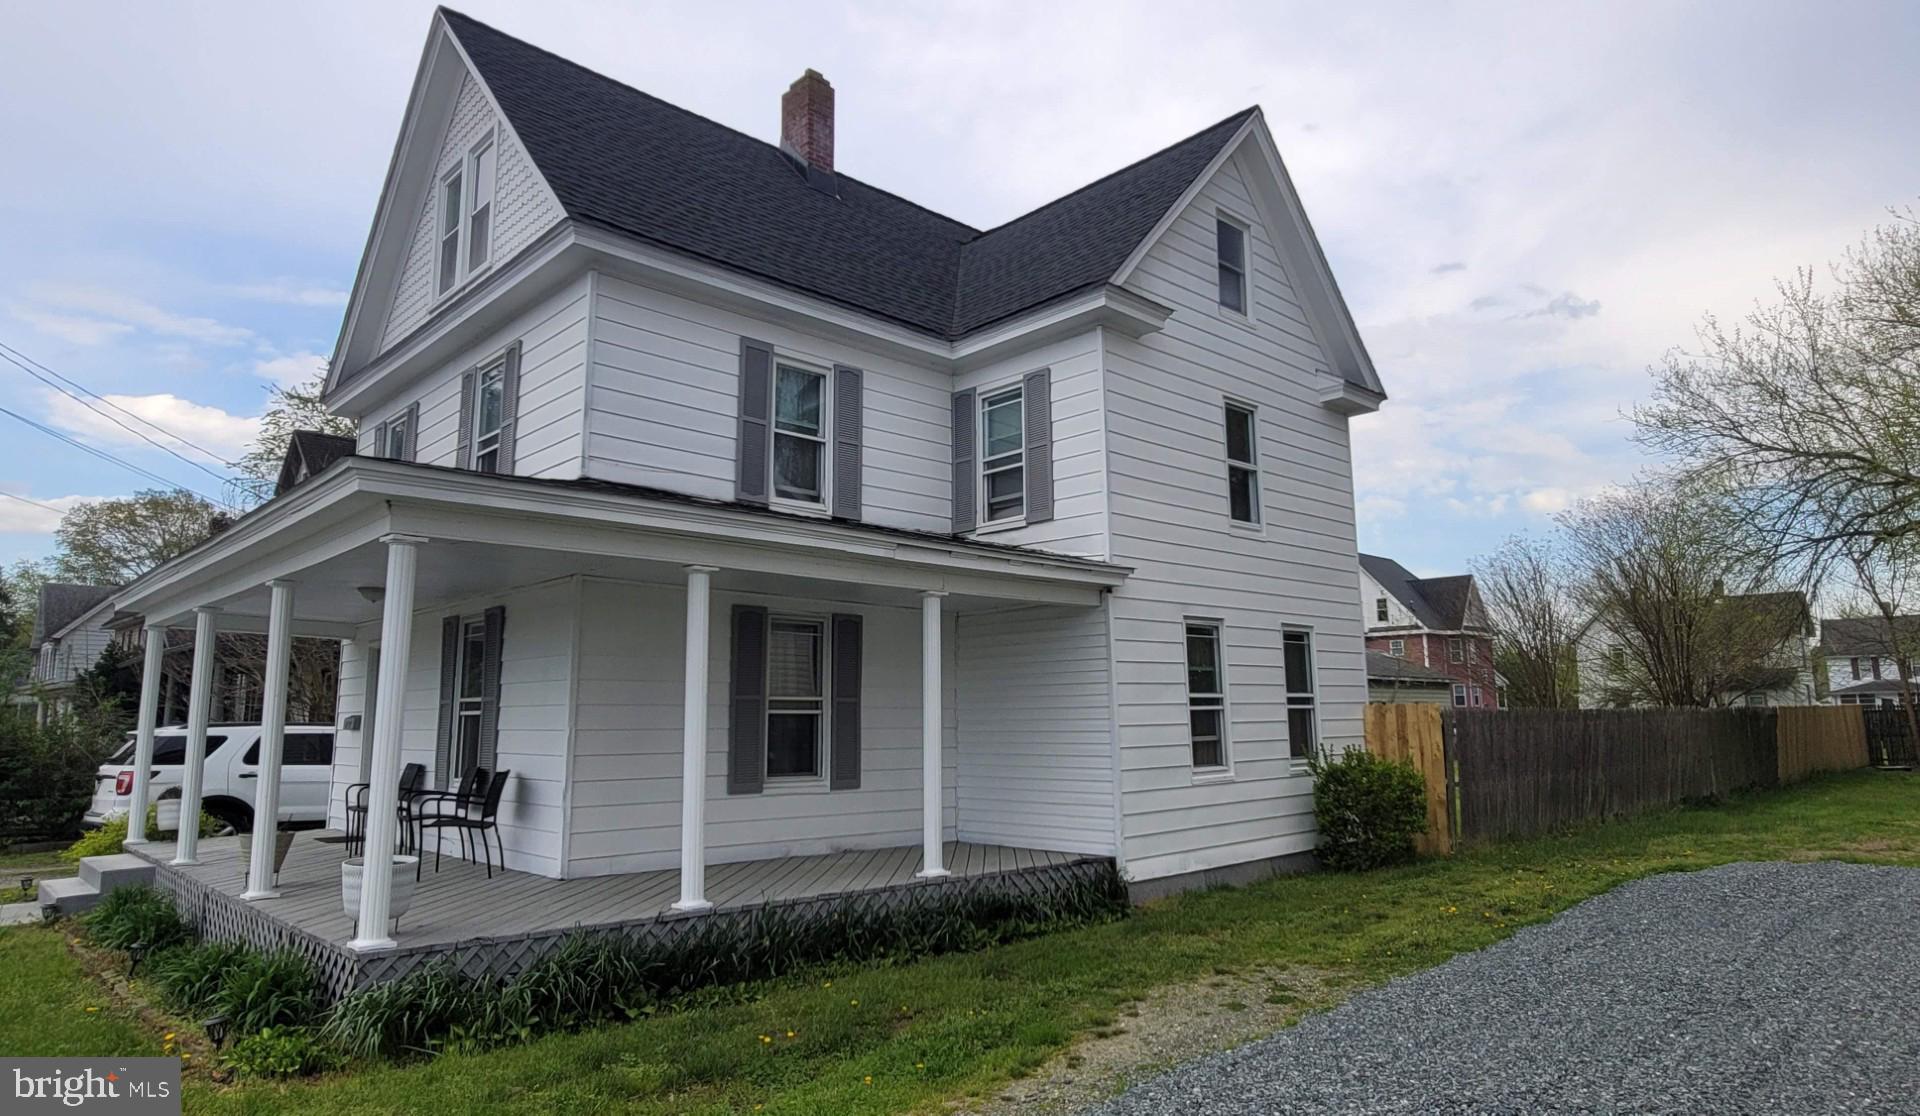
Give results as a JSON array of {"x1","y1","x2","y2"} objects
[
  {"x1": 773, "y1": 363, "x2": 826, "y2": 504},
  {"x1": 1448, "y1": 637, "x2": 1464, "y2": 663},
  {"x1": 1225, "y1": 401, "x2": 1260, "y2": 524},
  {"x1": 981, "y1": 385, "x2": 1025, "y2": 523},
  {"x1": 1216, "y1": 216, "x2": 1248, "y2": 314},
  {"x1": 383, "y1": 411, "x2": 411, "y2": 460},
  {"x1": 473, "y1": 362, "x2": 505, "y2": 473}
]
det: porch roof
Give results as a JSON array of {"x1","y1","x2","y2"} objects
[{"x1": 117, "y1": 457, "x2": 1128, "y2": 630}]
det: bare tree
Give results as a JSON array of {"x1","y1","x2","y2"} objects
[
  {"x1": 1474, "y1": 533, "x2": 1581, "y2": 708},
  {"x1": 1562, "y1": 480, "x2": 1807, "y2": 708},
  {"x1": 1635, "y1": 211, "x2": 1920, "y2": 571}
]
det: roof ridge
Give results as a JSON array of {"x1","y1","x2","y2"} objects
[{"x1": 438, "y1": 7, "x2": 980, "y2": 239}]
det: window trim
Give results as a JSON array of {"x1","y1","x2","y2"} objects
[
  {"x1": 765, "y1": 613, "x2": 829, "y2": 784},
  {"x1": 433, "y1": 129, "x2": 499, "y2": 303},
  {"x1": 978, "y1": 380, "x2": 1027, "y2": 528},
  {"x1": 1215, "y1": 210, "x2": 1251, "y2": 318},
  {"x1": 1452, "y1": 683, "x2": 1468, "y2": 708},
  {"x1": 1183, "y1": 619, "x2": 1231, "y2": 776},
  {"x1": 1283, "y1": 627, "x2": 1318, "y2": 763},
  {"x1": 1223, "y1": 399, "x2": 1262, "y2": 527},
  {"x1": 1388, "y1": 638, "x2": 1405, "y2": 658},
  {"x1": 770, "y1": 359, "x2": 832, "y2": 513},
  {"x1": 1374, "y1": 596, "x2": 1390, "y2": 623},
  {"x1": 383, "y1": 410, "x2": 412, "y2": 461},
  {"x1": 451, "y1": 616, "x2": 486, "y2": 781},
  {"x1": 471, "y1": 359, "x2": 506, "y2": 473},
  {"x1": 1448, "y1": 637, "x2": 1465, "y2": 664}
]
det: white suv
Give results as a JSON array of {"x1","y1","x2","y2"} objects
[{"x1": 84, "y1": 724, "x2": 336, "y2": 832}]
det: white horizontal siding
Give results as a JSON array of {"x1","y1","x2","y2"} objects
[
  {"x1": 326, "y1": 639, "x2": 370, "y2": 832},
  {"x1": 586, "y1": 274, "x2": 954, "y2": 534},
  {"x1": 954, "y1": 330, "x2": 1109, "y2": 560},
  {"x1": 355, "y1": 274, "x2": 589, "y2": 480},
  {"x1": 954, "y1": 604, "x2": 1115, "y2": 854},
  {"x1": 1107, "y1": 150, "x2": 1368, "y2": 883},
  {"x1": 566, "y1": 576, "x2": 957, "y2": 877},
  {"x1": 380, "y1": 68, "x2": 563, "y2": 354}
]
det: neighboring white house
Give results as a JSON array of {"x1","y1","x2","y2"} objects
[
  {"x1": 107, "y1": 7, "x2": 1386, "y2": 936},
  {"x1": 11, "y1": 583, "x2": 118, "y2": 723},
  {"x1": 1817, "y1": 615, "x2": 1920, "y2": 706},
  {"x1": 1573, "y1": 591, "x2": 1818, "y2": 708}
]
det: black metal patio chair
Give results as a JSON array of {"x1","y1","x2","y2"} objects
[
  {"x1": 419, "y1": 769, "x2": 510, "y2": 879},
  {"x1": 407, "y1": 767, "x2": 489, "y2": 880},
  {"x1": 343, "y1": 762, "x2": 426, "y2": 857}
]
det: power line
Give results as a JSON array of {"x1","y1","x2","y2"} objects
[
  {"x1": 0, "y1": 341, "x2": 242, "y2": 484},
  {"x1": 0, "y1": 402, "x2": 225, "y2": 506},
  {"x1": 0, "y1": 489, "x2": 67, "y2": 515}
]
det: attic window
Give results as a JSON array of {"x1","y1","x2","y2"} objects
[
  {"x1": 1216, "y1": 215, "x2": 1248, "y2": 314},
  {"x1": 436, "y1": 131, "x2": 498, "y2": 297}
]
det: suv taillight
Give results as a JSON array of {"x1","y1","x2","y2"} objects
[{"x1": 114, "y1": 770, "x2": 134, "y2": 796}]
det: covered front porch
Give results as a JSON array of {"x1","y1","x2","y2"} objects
[{"x1": 114, "y1": 457, "x2": 1128, "y2": 960}]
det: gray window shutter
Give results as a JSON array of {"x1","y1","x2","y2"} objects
[
  {"x1": 1024, "y1": 367, "x2": 1054, "y2": 524},
  {"x1": 403, "y1": 401, "x2": 421, "y2": 462},
  {"x1": 496, "y1": 342, "x2": 523, "y2": 474},
  {"x1": 736, "y1": 338, "x2": 773, "y2": 505},
  {"x1": 728, "y1": 604, "x2": 768, "y2": 794},
  {"x1": 950, "y1": 387, "x2": 977, "y2": 534},
  {"x1": 433, "y1": 616, "x2": 459, "y2": 789},
  {"x1": 832, "y1": 364, "x2": 863, "y2": 520},
  {"x1": 478, "y1": 605, "x2": 505, "y2": 773},
  {"x1": 456, "y1": 370, "x2": 476, "y2": 470},
  {"x1": 829, "y1": 613, "x2": 862, "y2": 790}
]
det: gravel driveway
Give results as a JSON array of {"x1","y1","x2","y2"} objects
[{"x1": 1087, "y1": 862, "x2": 1920, "y2": 1115}]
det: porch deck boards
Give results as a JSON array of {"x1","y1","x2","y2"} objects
[{"x1": 131, "y1": 832, "x2": 1089, "y2": 949}]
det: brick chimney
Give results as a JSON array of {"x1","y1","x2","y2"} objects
[{"x1": 781, "y1": 69, "x2": 834, "y2": 172}]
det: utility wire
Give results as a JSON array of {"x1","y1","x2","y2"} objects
[
  {"x1": 0, "y1": 402, "x2": 225, "y2": 506},
  {"x1": 0, "y1": 489, "x2": 67, "y2": 515},
  {"x1": 0, "y1": 341, "x2": 242, "y2": 483}
]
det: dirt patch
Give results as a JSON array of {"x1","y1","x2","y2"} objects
[{"x1": 948, "y1": 964, "x2": 1346, "y2": 1116}]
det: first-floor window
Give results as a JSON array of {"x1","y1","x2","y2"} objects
[
  {"x1": 1470, "y1": 684, "x2": 1483, "y2": 707},
  {"x1": 1452, "y1": 683, "x2": 1468, "y2": 708},
  {"x1": 1284, "y1": 629, "x2": 1317, "y2": 760},
  {"x1": 767, "y1": 618, "x2": 825, "y2": 778},
  {"x1": 773, "y1": 363, "x2": 826, "y2": 504},
  {"x1": 980, "y1": 384, "x2": 1025, "y2": 523},
  {"x1": 1745, "y1": 693, "x2": 1768, "y2": 708},
  {"x1": 454, "y1": 618, "x2": 485, "y2": 777},
  {"x1": 1185, "y1": 621, "x2": 1227, "y2": 769}
]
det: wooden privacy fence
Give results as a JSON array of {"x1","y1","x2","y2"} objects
[
  {"x1": 1863, "y1": 707, "x2": 1918, "y2": 766},
  {"x1": 1363, "y1": 703, "x2": 1872, "y2": 850}
]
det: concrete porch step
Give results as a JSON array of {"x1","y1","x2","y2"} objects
[
  {"x1": 37, "y1": 876, "x2": 98, "y2": 915},
  {"x1": 78, "y1": 853, "x2": 155, "y2": 893}
]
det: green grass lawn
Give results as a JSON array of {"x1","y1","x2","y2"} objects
[{"x1": 6, "y1": 771, "x2": 1920, "y2": 1115}]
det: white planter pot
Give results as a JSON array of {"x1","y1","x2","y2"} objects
[
  {"x1": 154, "y1": 797, "x2": 181, "y2": 834},
  {"x1": 341, "y1": 855, "x2": 421, "y2": 933}
]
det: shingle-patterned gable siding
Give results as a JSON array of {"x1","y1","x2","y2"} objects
[{"x1": 381, "y1": 69, "x2": 564, "y2": 352}]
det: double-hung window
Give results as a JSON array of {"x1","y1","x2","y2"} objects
[
  {"x1": 436, "y1": 131, "x2": 497, "y2": 297},
  {"x1": 1375, "y1": 596, "x2": 1389, "y2": 623},
  {"x1": 473, "y1": 361, "x2": 505, "y2": 472},
  {"x1": 1388, "y1": 638, "x2": 1405, "y2": 658},
  {"x1": 1452, "y1": 683, "x2": 1468, "y2": 708},
  {"x1": 1448, "y1": 637, "x2": 1464, "y2": 664},
  {"x1": 1216, "y1": 215, "x2": 1248, "y2": 314},
  {"x1": 453, "y1": 618, "x2": 486, "y2": 779},
  {"x1": 1224, "y1": 401, "x2": 1260, "y2": 524},
  {"x1": 383, "y1": 411, "x2": 411, "y2": 460},
  {"x1": 981, "y1": 385, "x2": 1025, "y2": 523},
  {"x1": 773, "y1": 363, "x2": 826, "y2": 505},
  {"x1": 766, "y1": 618, "x2": 825, "y2": 778},
  {"x1": 1284, "y1": 629, "x2": 1317, "y2": 760},
  {"x1": 1185, "y1": 622, "x2": 1227, "y2": 770}
]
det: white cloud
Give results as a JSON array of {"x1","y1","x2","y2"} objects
[
  {"x1": 251, "y1": 351, "x2": 327, "y2": 389},
  {"x1": 224, "y1": 279, "x2": 350, "y2": 308},
  {"x1": 9, "y1": 304, "x2": 133, "y2": 346},
  {"x1": 27, "y1": 281, "x2": 253, "y2": 345},
  {"x1": 0, "y1": 491, "x2": 95, "y2": 535},
  {"x1": 41, "y1": 389, "x2": 260, "y2": 461}
]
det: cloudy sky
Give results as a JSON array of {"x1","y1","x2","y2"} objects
[{"x1": 2, "y1": 0, "x2": 1917, "y2": 574}]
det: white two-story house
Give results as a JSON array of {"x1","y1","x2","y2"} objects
[{"x1": 112, "y1": 7, "x2": 1385, "y2": 947}]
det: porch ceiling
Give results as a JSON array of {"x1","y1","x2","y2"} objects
[{"x1": 120, "y1": 458, "x2": 1126, "y2": 630}]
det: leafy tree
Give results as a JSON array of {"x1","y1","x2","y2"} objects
[
  {"x1": 0, "y1": 560, "x2": 50, "y2": 689},
  {"x1": 0, "y1": 704, "x2": 124, "y2": 840},
  {"x1": 232, "y1": 365, "x2": 356, "y2": 504},
  {"x1": 1474, "y1": 534, "x2": 1581, "y2": 709},
  {"x1": 51, "y1": 489, "x2": 216, "y2": 585}
]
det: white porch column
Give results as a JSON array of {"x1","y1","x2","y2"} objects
[
  {"x1": 917, "y1": 591, "x2": 949, "y2": 878},
  {"x1": 124, "y1": 626, "x2": 167, "y2": 845},
  {"x1": 172, "y1": 607, "x2": 220, "y2": 865},
  {"x1": 242, "y1": 580, "x2": 296, "y2": 900},
  {"x1": 351, "y1": 535, "x2": 424, "y2": 951},
  {"x1": 672, "y1": 565, "x2": 718, "y2": 913}
]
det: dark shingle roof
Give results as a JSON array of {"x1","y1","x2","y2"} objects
[
  {"x1": 277, "y1": 430, "x2": 358, "y2": 496},
  {"x1": 1819, "y1": 615, "x2": 1920, "y2": 657},
  {"x1": 1365, "y1": 651, "x2": 1453, "y2": 684},
  {"x1": 32, "y1": 583, "x2": 118, "y2": 648},
  {"x1": 438, "y1": 9, "x2": 1253, "y2": 340},
  {"x1": 1360, "y1": 554, "x2": 1489, "y2": 632}
]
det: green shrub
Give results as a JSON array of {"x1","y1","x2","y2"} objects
[
  {"x1": 0, "y1": 706, "x2": 119, "y2": 842},
  {"x1": 149, "y1": 941, "x2": 247, "y2": 1015},
  {"x1": 213, "y1": 949, "x2": 320, "y2": 1035},
  {"x1": 60, "y1": 806, "x2": 222, "y2": 864},
  {"x1": 321, "y1": 862, "x2": 1131, "y2": 1061},
  {"x1": 222, "y1": 1026, "x2": 343, "y2": 1079},
  {"x1": 81, "y1": 885, "x2": 192, "y2": 951},
  {"x1": 1312, "y1": 748, "x2": 1428, "y2": 872}
]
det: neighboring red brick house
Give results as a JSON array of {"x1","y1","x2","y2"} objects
[{"x1": 1359, "y1": 553, "x2": 1503, "y2": 710}]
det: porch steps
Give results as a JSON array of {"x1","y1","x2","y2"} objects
[{"x1": 37, "y1": 854, "x2": 156, "y2": 916}]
